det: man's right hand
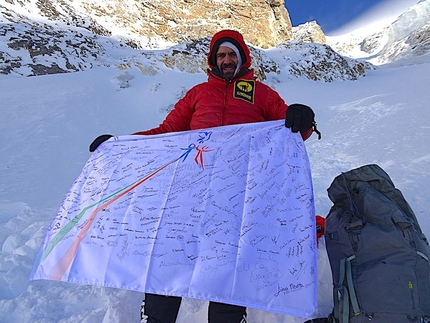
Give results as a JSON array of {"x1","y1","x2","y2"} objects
[{"x1": 89, "y1": 134, "x2": 113, "y2": 152}]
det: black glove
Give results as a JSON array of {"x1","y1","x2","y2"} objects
[
  {"x1": 285, "y1": 104, "x2": 321, "y2": 139},
  {"x1": 89, "y1": 134, "x2": 113, "y2": 152}
]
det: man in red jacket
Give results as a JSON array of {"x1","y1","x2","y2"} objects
[
  {"x1": 131, "y1": 29, "x2": 317, "y2": 139},
  {"x1": 90, "y1": 29, "x2": 319, "y2": 323}
]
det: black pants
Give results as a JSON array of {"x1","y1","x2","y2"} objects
[{"x1": 142, "y1": 293, "x2": 246, "y2": 323}]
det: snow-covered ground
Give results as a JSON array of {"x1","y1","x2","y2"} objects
[{"x1": 1, "y1": 27, "x2": 430, "y2": 323}]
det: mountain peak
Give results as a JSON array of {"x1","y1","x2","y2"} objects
[{"x1": 1, "y1": 0, "x2": 429, "y2": 79}]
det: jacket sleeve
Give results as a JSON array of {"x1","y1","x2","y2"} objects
[{"x1": 133, "y1": 90, "x2": 196, "y2": 135}]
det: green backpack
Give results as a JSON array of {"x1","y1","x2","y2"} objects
[{"x1": 324, "y1": 164, "x2": 430, "y2": 323}]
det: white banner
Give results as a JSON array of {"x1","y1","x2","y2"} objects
[{"x1": 30, "y1": 120, "x2": 317, "y2": 317}]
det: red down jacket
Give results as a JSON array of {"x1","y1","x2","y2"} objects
[{"x1": 135, "y1": 30, "x2": 312, "y2": 140}]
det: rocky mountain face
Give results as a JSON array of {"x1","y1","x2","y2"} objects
[
  {"x1": 364, "y1": 0, "x2": 430, "y2": 64},
  {"x1": 0, "y1": 0, "x2": 386, "y2": 80},
  {"x1": 329, "y1": 0, "x2": 430, "y2": 65},
  {"x1": 1, "y1": 0, "x2": 293, "y2": 49},
  {"x1": 292, "y1": 21, "x2": 326, "y2": 45}
]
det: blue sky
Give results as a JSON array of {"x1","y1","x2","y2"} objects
[{"x1": 285, "y1": 0, "x2": 418, "y2": 35}]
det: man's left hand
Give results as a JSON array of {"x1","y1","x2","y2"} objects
[{"x1": 285, "y1": 103, "x2": 315, "y2": 133}]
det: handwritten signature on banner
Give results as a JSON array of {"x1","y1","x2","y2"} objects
[
  {"x1": 31, "y1": 120, "x2": 317, "y2": 317},
  {"x1": 38, "y1": 131, "x2": 215, "y2": 280}
]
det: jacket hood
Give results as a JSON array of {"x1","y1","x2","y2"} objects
[{"x1": 207, "y1": 30, "x2": 252, "y2": 70}]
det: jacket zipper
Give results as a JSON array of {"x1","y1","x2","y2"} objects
[{"x1": 223, "y1": 81, "x2": 231, "y2": 125}]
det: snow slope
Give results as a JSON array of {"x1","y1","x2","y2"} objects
[{"x1": 1, "y1": 21, "x2": 430, "y2": 323}]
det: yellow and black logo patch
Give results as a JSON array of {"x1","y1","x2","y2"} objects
[{"x1": 234, "y1": 80, "x2": 255, "y2": 104}]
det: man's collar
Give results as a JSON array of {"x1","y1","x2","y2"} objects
[{"x1": 211, "y1": 67, "x2": 250, "y2": 81}]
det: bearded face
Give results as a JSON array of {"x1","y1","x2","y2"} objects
[{"x1": 216, "y1": 46, "x2": 239, "y2": 80}]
